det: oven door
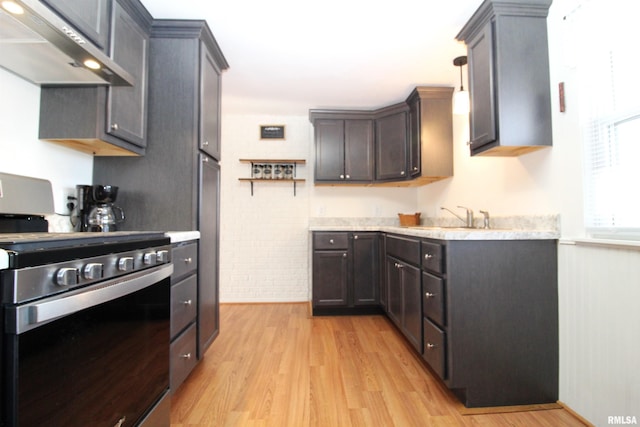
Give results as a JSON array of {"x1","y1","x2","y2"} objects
[{"x1": 2, "y1": 263, "x2": 172, "y2": 427}]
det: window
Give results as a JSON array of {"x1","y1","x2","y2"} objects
[{"x1": 571, "y1": 0, "x2": 640, "y2": 238}]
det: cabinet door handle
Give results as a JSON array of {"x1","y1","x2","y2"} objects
[
  {"x1": 413, "y1": 166, "x2": 418, "y2": 171},
  {"x1": 184, "y1": 257, "x2": 192, "y2": 264},
  {"x1": 342, "y1": 253, "x2": 347, "y2": 258},
  {"x1": 345, "y1": 174, "x2": 350, "y2": 179},
  {"x1": 400, "y1": 170, "x2": 406, "y2": 176},
  {"x1": 180, "y1": 353, "x2": 192, "y2": 360},
  {"x1": 329, "y1": 239, "x2": 334, "y2": 244},
  {"x1": 110, "y1": 123, "x2": 119, "y2": 131},
  {"x1": 353, "y1": 235, "x2": 359, "y2": 240},
  {"x1": 182, "y1": 299, "x2": 193, "y2": 306},
  {"x1": 203, "y1": 140, "x2": 209, "y2": 146},
  {"x1": 425, "y1": 292, "x2": 435, "y2": 298},
  {"x1": 339, "y1": 174, "x2": 345, "y2": 179},
  {"x1": 426, "y1": 343, "x2": 435, "y2": 349},
  {"x1": 424, "y1": 254, "x2": 433, "y2": 260}
]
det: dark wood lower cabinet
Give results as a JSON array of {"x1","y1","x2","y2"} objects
[
  {"x1": 442, "y1": 239, "x2": 558, "y2": 408},
  {"x1": 313, "y1": 231, "x2": 559, "y2": 409},
  {"x1": 385, "y1": 235, "x2": 422, "y2": 353},
  {"x1": 312, "y1": 250, "x2": 348, "y2": 307},
  {"x1": 312, "y1": 232, "x2": 381, "y2": 315}
]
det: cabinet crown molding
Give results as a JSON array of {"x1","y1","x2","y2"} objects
[{"x1": 456, "y1": 0, "x2": 552, "y2": 42}]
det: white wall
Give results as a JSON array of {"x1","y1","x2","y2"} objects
[
  {"x1": 219, "y1": 115, "x2": 311, "y2": 302},
  {"x1": 0, "y1": 69, "x2": 93, "y2": 225}
]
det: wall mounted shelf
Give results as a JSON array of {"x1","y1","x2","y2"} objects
[{"x1": 239, "y1": 159, "x2": 306, "y2": 196}]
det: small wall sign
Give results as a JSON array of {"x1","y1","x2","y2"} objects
[{"x1": 260, "y1": 125, "x2": 285, "y2": 140}]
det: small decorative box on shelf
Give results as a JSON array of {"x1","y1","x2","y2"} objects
[{"x1": 239, "y1": 159, "x2": 306, "y2": 196}]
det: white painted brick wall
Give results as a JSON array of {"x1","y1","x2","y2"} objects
[{"x1": 220, "y1": 114, "x2": 311, "y2": 302}]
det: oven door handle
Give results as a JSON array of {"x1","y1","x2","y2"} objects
[{"x1": 8, "y1": 263, "x2": 174, "y2": 334}]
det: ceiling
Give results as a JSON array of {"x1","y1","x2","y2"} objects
[{"x1": 143, "y1": 0, "x2": 483, "y2": 115}]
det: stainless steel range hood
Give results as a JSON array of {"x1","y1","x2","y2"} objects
[{"x1": 0, "y1": 0, "x2": 133, "y2": 86}]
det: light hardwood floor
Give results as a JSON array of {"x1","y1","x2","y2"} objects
[{"x1": 170, "y1": 303, "x2": 586, "y2": 426}]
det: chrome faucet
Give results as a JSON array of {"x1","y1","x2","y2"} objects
[
  {"x1": 480, "y1": 210, "x2": 491, "y2": 229},
  {"x1": 441, "y1": 206, "x2": 474, "y2": 228}
]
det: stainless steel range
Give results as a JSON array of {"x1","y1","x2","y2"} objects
[{"x1": 0, "y1": 173, "x2": 172, "y2": 427}]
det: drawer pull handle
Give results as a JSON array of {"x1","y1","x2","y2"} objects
[
  {"x1": 329, "y1": 239, "x2": 334, "y2": 244},
  {"x1": 426, "y1": 343, "x2": 435, "y2": 349},
  {"x1": 343, "y1": 253, "x2": 347, "y2": 258},
  {"x1": 184, "y1": 257, "x2": 192, "y2": 264},
  {"x1": 354, "y1": 235, "x2": 358, "y2": 240},
  {"x1": 182, "y1": 299, "x2": 192, "y2": 306},
  {"x1": 180, "y1": 353, "x2": 192, "y2": 360},
  {"x1": 425, "y1": 292, "x2": 435, "y2": 298},
  {"x1": 425, "y1": 254, "x2": 433, "y2": 260}
]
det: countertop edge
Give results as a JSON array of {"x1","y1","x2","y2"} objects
[
  {"x1": 309, "y1": 225, "x2": 559, "y2": 240},
  {"x1": 165, "y1": 231, "x2": 201, "y2": 243}
]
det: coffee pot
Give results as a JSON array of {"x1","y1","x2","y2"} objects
[
  {"x1": 74, "y1": 185, "x2": 126, "y2": 232},
  {"x1": 88, "y1": 204, "x2": 125, "y2": 232}
]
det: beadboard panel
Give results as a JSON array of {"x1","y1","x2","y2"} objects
[{"x1": 558, "y1": 242, "x2": 640, "y2": 426}]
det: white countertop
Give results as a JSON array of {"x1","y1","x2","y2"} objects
[
  {"x1": 309, "y1": 215, "x2": 560, "y2": 240},
  {"x1": 309, "y1": 225, "x2": 558, "y2": 240},
  {"x1": 165, "y1": 231, "x2": 200, "y2": 243}
]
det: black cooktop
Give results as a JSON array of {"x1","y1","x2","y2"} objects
[
  {"x1": 0, "y1": 232, "x2": 167, "y2": 251},
  {"x1": 0, "y1": 232, "x2": 169, "y2": 269}
]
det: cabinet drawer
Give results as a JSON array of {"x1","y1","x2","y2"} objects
[
  {"x1": 170, "y1": 323, "x2": 198, "y2": 394},
  {"x1": 422, "y1": 240, "x2": 444, "y2": 273},
  {"x1": 314, "y1": 232, "x2": 348, "y2": 250},
  {"x1": 172, "y1": 242, "x2": 198, "y2": 281},
  {"x1": 171, "y1": 274, "x2": 197, "y2": 337},
  {"x1": 423, "y1": 272, "x2": 445, "y2": 326},
  {"x1": 386, "y1": 235, "x2": 421, "y2": 266},
  {"x1": 423, "y1": 318, "x2": 446, "y2": 380}
]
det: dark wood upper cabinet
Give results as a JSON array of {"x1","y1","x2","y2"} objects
[
  {"x1": 106, "y1": 0, "x2": 149, "y2": 148},
  {"x1": 456, "y1": 0, "x2": 553, "y2": 156},
  {"x1": 375, "y1": 103, "x2": 409, "y2": 182},
  {"x1": 406, "y1": 87, "x2": 454, "y2": 184},
  {"x1": 200, "y1": 44, "x2": 223, "y2": 160},
  {"x1": 43, "y1": 0, "x2": 111, "y2": 50},
  {"x1": 310, "y1": 85, "x2": 453, "y2": 187},
  {"x1": 310, "y1": 111, "x2": 375, "y2": 183},
  {"x1": 39, "y1": 0, "x2": 152, "y2": 156}
]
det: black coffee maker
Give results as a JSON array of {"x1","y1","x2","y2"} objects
[{"x1": 74, "y1": 185, "x2": 125, "y2": 232}]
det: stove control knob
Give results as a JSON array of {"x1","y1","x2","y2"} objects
[
  {"x1": 118, "y1": 257, "x2": 134, "y2": 272},
  {"x1": 83, "y1": 263, "x2": 103, "y2": 280},
  {"x1": 156, "y1": 250, "x2": 170, "y2": 263},
  {"x1": 56, "y1": 267, "x2": 79, "y2": 287},
  {"x1": 143, "y1": 252, "x2": 157, "y2": 266}
]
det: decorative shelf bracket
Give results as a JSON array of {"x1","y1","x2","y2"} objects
[{"x1": 239, "y1": 159, "x2": 306, "y2": 196}]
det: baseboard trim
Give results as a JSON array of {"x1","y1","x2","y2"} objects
[{"x1": 557, "y1": 401, "x2": 595, "y2": 426}]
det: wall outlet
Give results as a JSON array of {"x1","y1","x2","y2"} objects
[{"x1": 64, "y1": 189, "x2": 77, "y2": 213}]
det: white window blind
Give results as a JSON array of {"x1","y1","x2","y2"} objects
[{"x1": 570, "y1": 0, "x2": 640, "y2": 238}]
